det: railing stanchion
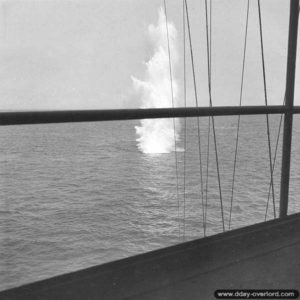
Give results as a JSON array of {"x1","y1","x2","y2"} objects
[{"x1": 280, "y1": 0, "x2": 299, "y2": 218}]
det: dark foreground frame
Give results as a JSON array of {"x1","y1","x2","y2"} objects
[{"x1": 1, "y1": 213, "x2": 300, "y2": 299}]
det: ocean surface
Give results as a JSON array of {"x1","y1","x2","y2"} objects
[{"x1": 1, "y1": 115, "x2": 300, "y2": 290}]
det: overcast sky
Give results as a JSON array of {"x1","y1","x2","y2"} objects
[{"x1": 0, "y1": 0, "x2": 298, "y2": 110}]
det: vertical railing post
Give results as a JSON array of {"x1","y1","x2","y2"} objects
[{"x1": 280, "y1": 0, "x2": 299, "y2": 218}]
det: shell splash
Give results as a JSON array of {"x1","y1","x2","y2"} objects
[{"x1": 132, "y1": 8, "x2": 180, "y2": 154}]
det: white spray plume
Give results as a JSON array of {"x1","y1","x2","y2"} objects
[{"x1": 132, "y1": 7, "x2": 180, "y2": 154}]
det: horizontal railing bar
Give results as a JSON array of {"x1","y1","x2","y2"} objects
[{"x1": 1, "y1": 106, "x2": 300, "y2": 126}]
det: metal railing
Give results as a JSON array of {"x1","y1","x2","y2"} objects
[
  {"x1": 1, "y1": 105, "x2": 300, "y2": 126},
  {"x1": 1, "y1": 104, "x2": 300, "y2": 219}
]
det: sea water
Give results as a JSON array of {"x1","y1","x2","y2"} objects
[{"x1": 0, "y1": 115, "x2": 300, "y2": 290}]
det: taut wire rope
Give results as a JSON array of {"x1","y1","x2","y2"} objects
[
  {"x1": 182, "y1": 0, "x2": 187, "y2": 240},
  {"x1": 163, "y1": 0, "x2": 181, "y2": 238},
  {"x1": 184, "y1": 0, "x2": 206, "y2": 236},
  {"x1": 257, "y1": 0, "x2": 276, "y2": 218},
  {"x1": 228, "y1": 0, "x2": 250, "y2": 230},
  {"x1": 264, "y1": 96, "x2": 285, "y2": 220},
  {"x1": 204, "y1": 0, "x2": 213, "y2": 236},
  {"x1": 204, "y1": 0, "x2": 225, "y2": 232}
]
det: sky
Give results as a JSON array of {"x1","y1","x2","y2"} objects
[{"x1": 0, "y1": 0, "x2": 298, "y2": 111}]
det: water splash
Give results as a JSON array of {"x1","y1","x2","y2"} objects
[{"x1": 132, "y1": 8, "x2": 180, "y2": 154}]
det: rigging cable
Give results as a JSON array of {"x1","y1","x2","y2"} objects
[
  {"x1": 182, "y1": 0, "x2": 187, "y2": 240},
  {"x1": 184, "y1": 0, "x2": 206, "y2": 236},
  {"x1": 257, "y1": 0, "x2": 276, "y2": 218},
  {"x1": 163, "y1": 0, "x2": 181, "y2": 238},
  {"x1": 228, "y1": 0, "x2": 250, "y2": 230},
  {"x1": 264, "y1": 96, "x2": 285, "y2": 220},
  {"x1": 204, "y1": 0, "x2": 225, "y2": 232},
  {"x1": 204, "y1": 0, "x2": 213, "y2": 236}
]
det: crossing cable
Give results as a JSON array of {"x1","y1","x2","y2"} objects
[
  {"x1": 182, "y1": 0, "x2": 187, "y2": 240},
  {"x1": 204, "y1": 0, "x2": 225, "y2": 232},
  {"x1": 228, "y1": 0, "x2": 250, "y2": 230},
  {"x1": 257, "y1": 0, "x2": 276, "y2": 218},
  {"x1": 163, "y1": 0, "x2": 181, "y2": 238},
  {"x1": 264, "y1": 96, "x2": 285, "y2": 220},
  {"x1": 204, "y1": 0, "x2": 213, "y2": 236},
  {"x1": 184, "y1": 0, "x2": 206, "y2": 236}
]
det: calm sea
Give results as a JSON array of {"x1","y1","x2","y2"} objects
[{"x1": 1, "y1": 115, "x2": 300, "y2": 290}]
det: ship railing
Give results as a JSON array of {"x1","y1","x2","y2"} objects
[
  {"x1": 0, "y1": 105, "x2": 299, "y2": 126},
  {"x1": 1, "y1": 104, "x2": 300, "y2": 220}
]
